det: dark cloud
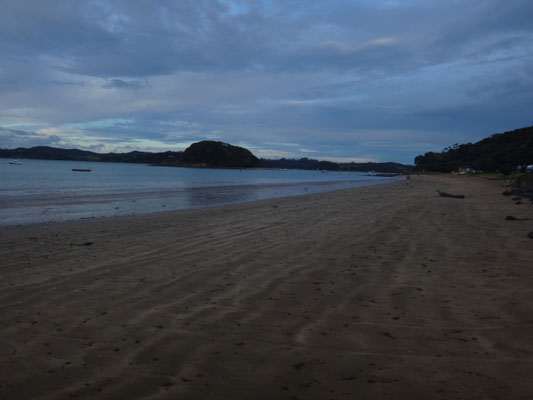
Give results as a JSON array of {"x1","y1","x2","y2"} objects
[
  {"x1": 4, "y1": 0, "x2": 529, "y2": 78},
  {"x1": 0, "y1": 0, "x2": 532, "y2": 163}
]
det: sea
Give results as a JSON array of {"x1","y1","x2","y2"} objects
[{"x1": 0, "y1": 159, "x2": 399, "y2": 226}]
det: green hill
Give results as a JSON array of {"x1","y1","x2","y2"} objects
[
  {"x1": 182, "y1": 141, "x2": 259, "y2": 168},
  {"x1": 0, "y1": 146, "x2": 182, "y2": 164},
  {"x1": 415, "y1": 126, "x2": 533, "y2": 174}
]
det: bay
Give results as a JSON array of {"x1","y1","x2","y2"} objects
[{"x1": 0, "y1": 158, "x2": 398, "y2": 226}]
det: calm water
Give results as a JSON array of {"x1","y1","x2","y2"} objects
[{"x1": 0, "y1": 158, "x2": 398, "y2": 226}]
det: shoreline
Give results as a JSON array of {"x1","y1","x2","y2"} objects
[
  {"x1": 2, "y1": 156, "x2": 410, "y2": 174},
  {"x1": 0, "y1": 176, "x2": 399, "y2": 228},
  {"x1": 1, "y1": 175, "x2": 532, "y2": 399}
]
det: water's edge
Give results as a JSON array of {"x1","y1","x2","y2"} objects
[{"x1": 0, "y1": 159, "x2": 399, "y2": 226}]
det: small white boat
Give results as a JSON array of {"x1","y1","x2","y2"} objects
[{"x1": 9, "y1": 159, "x2": 22, "y2": 165}]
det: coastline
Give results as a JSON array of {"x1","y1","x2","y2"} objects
[
  {"x1": 1, "y1": 158, "x2": 400, "y2": 227},
  {"x1": 1, "y1": 175, "x2": 532, "y2": 399}
]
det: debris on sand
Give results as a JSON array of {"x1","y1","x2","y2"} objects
[
  {"x1": 437, "y1": 190, "x2": 465, "y2": 199},
  {"x1": 505, "y1": 216, "x2": 529, "y2": 221}
]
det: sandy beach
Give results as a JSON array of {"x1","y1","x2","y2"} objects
[{"x1": 1, "y1": 174, "x2": 532, "y2": 400}]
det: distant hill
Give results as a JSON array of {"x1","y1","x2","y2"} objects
[
  {"x1": 182, "y1": 141, "x2": 260, "y2": 168},
  {"x1": 259, "y1": 158, "x2": 412, "y2": 173},
  {"x1": 0, "y1": 146, "x2": 182, "y2": 164},
  {"x1": 0, "y1": 142, "x2": 413, "y2": 172},
  {"x1": 415, "y1": 126, "x2": 533, "y2": 174},
  {"x1": 0, "y1": 142, "x2": 259, "y2": 168}
]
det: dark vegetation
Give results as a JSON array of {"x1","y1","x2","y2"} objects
[
  {"x1": 415, "y1": 126, "x2": 533, "y2": 174},
  {"x1": 260, "y1": 158, "x2": 412, "y2": 173},
  {"x1": 181, "y1": 141, "x2": 259, "y2": 168},
  {"x1": 0, "y1": 141, "x2": 257, "y2": 168},
  {"x1": 0, "y1": 145, "x2": 181, "y2": 164},
  {"x1": 1, "y1": 141, "x2": 413, "y2": 172}
]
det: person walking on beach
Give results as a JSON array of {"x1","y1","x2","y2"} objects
[{"x1": 406, "y1": 173, "x2": 411, "y2": 187}]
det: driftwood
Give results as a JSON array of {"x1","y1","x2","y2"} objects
[
  {"x1": 505, "y1": 216, "x2": 529, "y2": 221},
  {"x1": 437, "y1": 190, "x2": 465, "y2": 199}
]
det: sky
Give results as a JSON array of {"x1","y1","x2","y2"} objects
[{"x1": 0, "y1": 0, "x2": 532, "y2": 164}]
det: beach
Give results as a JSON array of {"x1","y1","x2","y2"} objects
[{"x1": 1, "y1": 174, "x2": 532, "y2": 399}]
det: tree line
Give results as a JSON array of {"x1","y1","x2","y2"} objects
[
  {"x1": 414, "y1": 126, "x2": 533, "y2": 174},
  {"x1": 1, "y1": 141, "x2": 413, "y2": 172}
]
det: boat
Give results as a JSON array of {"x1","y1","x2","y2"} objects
[
  {"x1": 72, "y1": 168, "x2": 91, "y2": 172},
  {"x1": 9, "y1": 159, "x2": 22, "y2": 165}
]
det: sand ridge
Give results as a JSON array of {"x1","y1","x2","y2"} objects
[{"x1": 1, "y1": 175, "x2": 532, "y2": 399}]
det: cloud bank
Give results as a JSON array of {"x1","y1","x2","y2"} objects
[{"x1": 1, "y1": 0, "x2": 532, "y2": 163}]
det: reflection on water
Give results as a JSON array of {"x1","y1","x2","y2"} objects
[
  {"x1": 180, "y1": 181, "x2": 332, "y2": 208},
  {"x1": 0, "y1": 159, "x2": 399, "y2": 226}
]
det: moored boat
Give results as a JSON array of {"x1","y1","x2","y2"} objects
[{"x1": 9, "y1": 159, "x2": 22, "y2": 165}]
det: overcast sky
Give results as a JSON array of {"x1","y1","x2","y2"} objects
[{"x1": 1, "y1": 0, "x2": 532, "y2": 163}]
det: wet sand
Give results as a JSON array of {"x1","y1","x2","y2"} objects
[{"x1": 1, "y1": 174, "x2": 532, "y2": 399}]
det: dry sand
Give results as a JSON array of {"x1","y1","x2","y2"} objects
[{"x1": 1, "y1": 174, "x2": 532, "y2": 400}]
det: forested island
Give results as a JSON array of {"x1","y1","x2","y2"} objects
[
  {"x1": 415, "y1": 125, "x2": 533, "y2": 174},
  {"x1": 1, "y1": 140, "x2": 413, "y2": 172}
]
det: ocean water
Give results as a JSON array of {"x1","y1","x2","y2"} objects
[{"x1": 0, "y1": 158, "x2": 398, "y2": 226}]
